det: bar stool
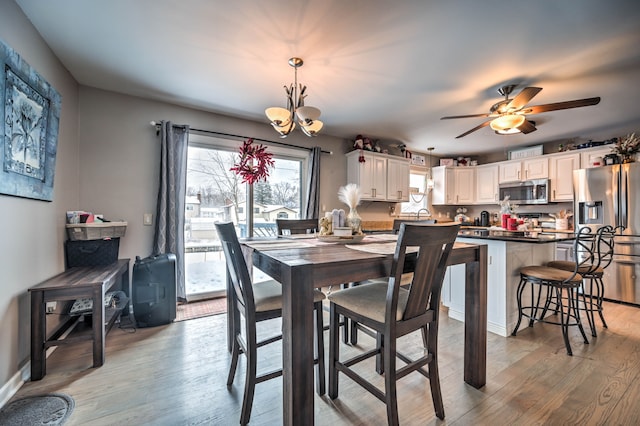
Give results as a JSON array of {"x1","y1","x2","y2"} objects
[
  {"x1": 512, "y1": 227, "x2": 595, "y2": 356},
  {"x1": 547, "y1": 225, "x2": 616, "y2": 337}
]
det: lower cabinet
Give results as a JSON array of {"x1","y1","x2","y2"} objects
[{"x1": 442, "y1": 238, "x2": 554, "y2": 336}]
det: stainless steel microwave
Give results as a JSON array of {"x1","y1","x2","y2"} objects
[{"x1": 498, "y1": 178, "x2": 549, "y2": 205}]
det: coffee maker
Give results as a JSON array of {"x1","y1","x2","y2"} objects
[{"x1": 480, "y1": 211, "x2": 490, "y2": 227}]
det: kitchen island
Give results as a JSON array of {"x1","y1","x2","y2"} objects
[{"x1": 446, "y1": 230, "x2": 574, "y2": 337}]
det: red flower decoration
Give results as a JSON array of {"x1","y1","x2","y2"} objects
[{"x1": 230, "y1": 139, "x2": 275, "y2": 185}]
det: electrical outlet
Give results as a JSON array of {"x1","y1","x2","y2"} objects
[
  {"x1": 143, "y1": 213, "x2": 153, "y2": 226},
  {"x1": 389, "y1": 204, "x2": 396, "y2": 216},
  {"x1": 46, "y1": 302, "x2": 57, "y2": 313}
]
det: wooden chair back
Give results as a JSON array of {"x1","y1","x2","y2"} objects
[
  {"x1": 392, "y1": 219, "x2": 436, "y2": 234},
  {"x1": 276, "y1": 218, "x2": 319, "y2": 235},
  {"x1": 391, "y1": 223, "x2": 458, "y2": 321},
  {"x1": 215, "y1": 222, "x2": 254, "y2": 315}
]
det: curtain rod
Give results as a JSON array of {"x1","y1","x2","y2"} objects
[{"x1": 150, "y1": 121, "x2": 333, "y2": 155}]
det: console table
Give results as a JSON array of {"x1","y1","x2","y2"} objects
[{"x1": 29, "y1": 259, "x2": 130, "y2": 380}]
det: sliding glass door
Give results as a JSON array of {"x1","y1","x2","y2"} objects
[{"x1": 184, "y1": 135, "x2": 307, "y2": 301}]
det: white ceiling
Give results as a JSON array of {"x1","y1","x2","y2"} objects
[{"x1": 15, "y1": 0, "x2": 640, "y2": 156}]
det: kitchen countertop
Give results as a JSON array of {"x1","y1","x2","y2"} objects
[{"x1": 457, "y1": 227, "x2": 575, "y2": 243}]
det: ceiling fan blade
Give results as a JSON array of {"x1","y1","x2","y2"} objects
[
  {"x1": 523, "y1": 97, "x2": 601, "y2": 114},
  {"x1": 518, "y1": 120, "x2": 537, "y2": 134},
  {"x1": 455, "y1": 120, "x2": 492, "y2": 138},
  {"x1": 441, "y1": 113, "x2": 490, "y2": 120},
  {"x1": 506, "y1": 87, "x2": 542, "y2": 111}
]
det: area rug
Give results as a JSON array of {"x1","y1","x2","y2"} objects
[
  {"x1": 0, "y1": 393, "x2": 74, "y2": 425},
  {"x1": 176, "y1": 297, "x2": 227, "y2": 321}
]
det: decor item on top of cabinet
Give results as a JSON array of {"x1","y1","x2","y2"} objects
[
  {"x1": 230, "y1": 139, "x2": 274, "y2": 184},
  {"x1": 611, "y1": 133, "x2": 639, "y2": 163},
  {"x1": 338, "y1": 183, "x2": 363, "y2": 235},
  {"x1": 439, "y1": 158, "x2": 455, "y2": 167}
]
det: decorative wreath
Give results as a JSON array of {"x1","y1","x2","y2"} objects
[{"x1": 230, "y1": 139, "x2": 275, "y2": 184}]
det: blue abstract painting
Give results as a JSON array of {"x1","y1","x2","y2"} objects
[{"x1": 1, "y1": 37, "x2": 61, "y2": 201}]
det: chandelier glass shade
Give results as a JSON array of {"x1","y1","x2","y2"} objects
[{"x1": 265, "y1": 57, "x2": 323, "y2": 137}]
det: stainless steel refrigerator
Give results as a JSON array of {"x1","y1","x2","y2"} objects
[{"x1": 573, "y1": 162, "x2": 640, "y2": 306}]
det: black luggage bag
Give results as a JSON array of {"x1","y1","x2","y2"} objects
[{"x1": 132, "y1": 253, "x2": 177, "y2": 327}]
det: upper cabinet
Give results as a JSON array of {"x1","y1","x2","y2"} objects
[
  {"x1": 346, "y1": 151, "x2": 409, "y2": 202},
  {"x1": 580, "y1": 146, "x2": 613, "y2": 168},
  {"x1": 475, "y1": 164, "x2": 499, "y2": 204},
  {"x1": 387, "y1": 157, "x2": 410, "y2": 202},
  {"x1": 432, "y1": 166, "x2": 475, "y2": 205},
  {"x1": 498, "y1": 157, "x2": 548, "y2": 183},
  {"x1": 548, "y1": 152, "x2": 581, "y2": 202}
]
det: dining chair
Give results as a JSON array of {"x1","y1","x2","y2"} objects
[
  {"x1": 215, "y1": 222, "x2": 326, "y2": 425},
  {"x1": 511, "y1": 227, "x2": 595, "y2": 355},
  {"x1": 349, "y1": 218, "x2": 438, "y2": 345},
  {"x1": 275, "y1": 218, "x2": 318, "y2": 235},
  {"x1": 328, "y1": 223, "x2": 459, "y2": 425},
  {"x1": 546, "y1": 225, "x2": 616, "y2": 337}
]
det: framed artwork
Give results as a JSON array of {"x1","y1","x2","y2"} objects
[{"x1": 1, "y1": 38, "x2": 61, "y2": 201}]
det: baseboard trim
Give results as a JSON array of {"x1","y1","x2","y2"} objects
[
  {"x1": 447, "y1": 308, "x2": 510, "y2": 337},
  {"x1": 0, "y1": 361, "x2": 29, "y2": 408}
]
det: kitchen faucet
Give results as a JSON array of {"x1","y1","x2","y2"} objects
[{"x1": 417, "y1": 208, "x2": 431, "y2": 220}]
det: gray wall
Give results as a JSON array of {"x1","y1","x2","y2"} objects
[
  {"x1": 0, "y1": 0, "x2": 349, "y2": 402},
  {"x1": 0, "y1": 0, "x2": 80, "y2": 399}
]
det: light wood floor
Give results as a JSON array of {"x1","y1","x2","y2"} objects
[{"x1": 10, "y1": 301, "x2": 640, "y2": 425}]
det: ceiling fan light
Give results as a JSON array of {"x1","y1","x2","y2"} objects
[
  {"x1": 265, "y1": 107, "x2": 292, "y2": 126},
  {"x1": 490, "y1": 114, "x2": 525, "y2": 132},
  {"x1": 296, "y1": 106, "x2": 321, "y2": 123},
  {"x1": 300, "y1": 120, "x2": 323, "y2": 137},
  {"x1": 495, "y1": 127, "x2": 521, "y2": 135}
]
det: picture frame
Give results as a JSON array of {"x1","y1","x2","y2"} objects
[
  {"x1": 411, "y1": 154, "x2": 425, "y2": 166},
  {"x1": 507, "y1": 144, "x2": 543, "y2": 160},
  {"x1": 439, "y1": 158, "x2": 454, "y2": 167},
  {"x1": 1, "y1": 38, "x2": 61, "y2": 201}
]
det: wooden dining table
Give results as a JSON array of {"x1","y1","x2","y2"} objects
[{"x1": 229, "y1": 235, "x2": 487, "y2": 426}]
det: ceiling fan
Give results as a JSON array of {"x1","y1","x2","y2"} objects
[{"x1": 441, "y1": 85, "x2": 601, "y2": 139}]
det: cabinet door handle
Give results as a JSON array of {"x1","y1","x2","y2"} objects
[
  {"x1": 398, "y1": 190, "x2": 402, "y2": 199},
  {"x1": 372, "y1": 188, "x2": 376, "y2": 197}
]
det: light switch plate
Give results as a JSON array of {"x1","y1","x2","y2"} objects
[{"x1": 143, "y1": 213, "x2": 153, "y2": 226}]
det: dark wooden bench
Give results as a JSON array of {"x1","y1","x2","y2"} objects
[{"x1": 29, "y1": 259, "x2": 130, "y2": 380}]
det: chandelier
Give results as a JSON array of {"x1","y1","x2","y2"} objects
[{"x1": 265, "y1": 57, "x2": 323, "y2": 137}]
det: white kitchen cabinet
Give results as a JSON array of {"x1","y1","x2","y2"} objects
[
  {"x1": 346, "y1": 151, "x2": 410, "y2": 202},
  {"x1": 498, "y1": 157, "x2": 548, "y2": 183},
  {"x1": 580, "y1": 145, "x2": 613, "y2": 168},
  {"x1": 475, "y1": 164, "x2": 499, "y2": 204},
  {"x1": 548, "y1": 151, "x2": 581, "y2": 201},
  {"x1": 386, "y1": 157, "x2": 410, "y2": 202},
  {"x1": 432, "y1": 166, "x2": 475, "y2": 205}
]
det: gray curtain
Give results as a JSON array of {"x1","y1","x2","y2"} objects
[
  {"x1": 304, "y1": 146, "x2": 321, "y2": 219},
  {"x1": 153, "y1": 121, "x2": 189, "y2": 302}
]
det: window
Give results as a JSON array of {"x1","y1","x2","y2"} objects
[
  {"x1": 401, "y1": 169, "x2": 428, "y2": 214},
  {"x1": 182, "y1": 133, "x2": 309, "y2": 299},
  {"x1": 277, "y1": 212, "x2": 289, "y2": 219}
]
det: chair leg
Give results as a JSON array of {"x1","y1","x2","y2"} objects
[
  {"x1": 426, "y1": 324, "x2": 445, "y2": 419},
  {"x1": 556, "y1": 287, "x2": 573, "y2": 356},
  {"x1": 328, "y1": 303, "x2": 340, "y2": 399},
  {"x1": 314, "y1": 301, "x2": 326, "y2": 396},
  {"x1": 383, "y1": 332, "x2": 399, "y2": 426},
  {"x1": 227, "y1": 336, "x2": 240, "y2": 387},
  {"x1": 595, "y1": 277, "x2": 608, "y2": 329},
  {"x1": 580, "y1": 280, "x2": 597, "y2": 337},
  {"x1": 240, "y1": 329, "x2": 258, "y2": 425},
  {"x1": 570, "y1": 287, "x2": 590, "y2": 345},
  {"x1": 512, "y1": 278, "x2": 527, "y2": 336}
]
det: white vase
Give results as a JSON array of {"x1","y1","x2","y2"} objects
[{"x1": 346, "y1": 207, "x2": 362, "y2": 234}]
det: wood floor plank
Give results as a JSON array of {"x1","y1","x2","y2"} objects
[{"x1": 6, "y1": 301, "x2": 640, "y2": 425}]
